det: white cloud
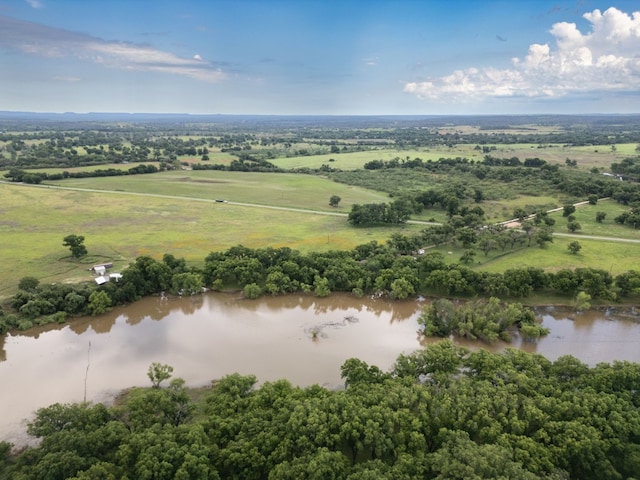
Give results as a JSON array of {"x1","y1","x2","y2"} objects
[
  {"x1": 0, "y1": 15, "x2": 227, "y2": 83},
  {"x1": 25, "y1": 0, "x2": 43, "y2": 9},
  {"x1": 52, "y1": 75, "x2": 81, "y2": 82},
  {"x1": 193, "y1": 54, "x2": 202, "y2": 61},
  {"x1": 404, "y1": 6, "x2": 640, "y2": 103}
]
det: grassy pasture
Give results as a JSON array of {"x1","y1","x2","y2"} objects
[
  {"x1": 269, "y1": 143, "x2": 632, "y2": 171},
  {"x1": 49, "y1": 170, "x2": 390, "y2": 213},
  {"x1": 178, "y1": 151, "x2": 236, "y2": 165},
  {"x1": 473, "y1": 236, "x2": 640, "y2": 276},
  {"x1": 0, "y1": 183, "x2": 423, "y2": 299},
  {"x1": 424, "y1": 234, "x2": 639, "y2": 277},
  {"x1": 436, "y1": 124, "x2": 565, "y2": 135},
  {"x1": 485, "y1": 143, "x2": 634, "y2": 170},
  {"x1": 548, "y1": 200, "x2": 639, "y2": 239}
]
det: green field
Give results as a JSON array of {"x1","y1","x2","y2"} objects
[
  {"x1": 49, "y1": 170, "x2": 390, "y2": 213},
  {"x1": 0, "y1": 181, "x2": 420, "y2": 299},
  {"x1": 268, "y1": 143, "x2": 633, "y2": 171},
  {"x1": 473, "y1": 236, "x2": 640, "y2": 276},
  {"x1": 548, "y1": 200, "x2": 640, "y2": 239}
]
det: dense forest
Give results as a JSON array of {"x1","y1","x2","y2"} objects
[{"x1": 2, "y1": 342, "x2": 640, "y2": 479}]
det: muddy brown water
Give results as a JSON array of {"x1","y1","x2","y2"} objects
[{"x1": 1, "y1": 292, "x2": 639, "y2": 445}]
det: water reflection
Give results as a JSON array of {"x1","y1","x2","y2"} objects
[{"x1": 1, "y1": 292, "x2": 639, "y2": 446}]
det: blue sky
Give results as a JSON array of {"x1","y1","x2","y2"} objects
[{"x1": 1, "y1": 0, "x2": 639, "y2": 115}]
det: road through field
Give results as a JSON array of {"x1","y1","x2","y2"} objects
[
  {"x1": 552, "y1": 232, "x2": 640, "y2": 244},
  {"x1": 4, "y1": 182, "x2": 639, "y2": 239},
  {"x1": 1, "y1": 181, "x2": 439, "y2": 225}
]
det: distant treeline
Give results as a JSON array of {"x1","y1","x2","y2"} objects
[{"x1": 2, "y1": 164, "x2": 162, "y2": 184}]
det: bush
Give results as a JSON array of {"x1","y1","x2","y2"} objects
[
  {"x1": 18, "y1": 276, "x2": 40, "y2": 291},
  {"x1": 243, "y1": 283, "x2": 262, "y2": 299},
  {"x1": 17, "y1": 319, "x2": 34, "y2": 330}
]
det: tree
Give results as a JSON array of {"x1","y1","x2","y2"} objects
[
  {"x1": 576, "y1": 291, "x2": 591, "y2": 312},
  {"x1": 563, "y1": 204, "x2": 576, "y2": 217},
  {"x1": 390, "y1": 277, "x2": 414, "y2": 300},
  {"x1": 313, "y1": 276, "x2": 331, "y2": 297},
  {"x1": 329, "y1": 195, "x2": 341, "y2": 207},
  {"x1": 588, "y1": 194, "x2": 598, "y2": 205},
  {"x1": 62, "y1": 234, "x2": 88, "y2": 258},
  {"x1": 147, "y1": 362, "x2": 173, "y2": 388},
  {"x1": 243, "y1": 283, "x2": 262, "y2": 299},
  {"x1": 568, "y1": 241, "x2": 582, "y2": 255},
  {"x1": 87, "y1": 290, "x2": 111, "y2": 315},
  {"x1": 460, "y1": 249, "x2": 476, "y2": 265},
  {"x1": 596, "y1": 211, "x2": 607, "y2": 223},
  {"x1": 567, "y1": 220, "x2": 582, "y2": 233},
  {"x1": 171, "y1": 272, "x2": 203, "y2": 295},
  {"x1": 18, "y1": 276, "x2": 40, "y2": 291}
]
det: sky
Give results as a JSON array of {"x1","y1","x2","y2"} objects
[{"x1": 0, "y1": 0, "x2": 639, "y2": 115}]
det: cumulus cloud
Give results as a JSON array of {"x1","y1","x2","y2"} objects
[
  {"x1": 404, "y1": 7, "x2": 640, "y2": 102},
  {"x1": 0, "y1": 15, "x2": 226, "y2": 82}
]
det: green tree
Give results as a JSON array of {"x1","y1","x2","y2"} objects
[
  {"x1": 329, "y1": 195, "x2": 341, "y2": 207},
  {"x1": 63, "y1": 234, "x2": 88, "y2": 258},
  {"x1": 456, "y1": 228, "x2": 477, "y2": 248},
  {"x1": 390, "y1": 277, "x2": 415, "y2": 300},
  {"x1": 87, "y1": 290, "x2": 111, "y2": 315},
  {"x1": 596, "y1": 211, "x2": 607, "y2": 223},
  {"x1": 147, "y1": 362, "x2": 173, "y2": 388},
  {"x1": 18, "y1": 276, "x2": 40, "y2": 291},
  {"x1": 567, "y1": 220, "x2": 582, "y2": 232},
  {"x1": 313, "y1": 276, "x2": 331, "y2": 297},
  {"x1": 243, "y1": 283, "x2": 262, "y2": 299},
  {"x1": 534, "y1": 226, "x2": 554, "y2": 248},
  {"x1": 419, "y1": 298, "x2": 456, "y2": 336},
  {"x1": 171, "y1": 272, "x2": 203, "y2": 295},
  {"x1": 563, "y1": 204, "x2": 576, "y2": 217},
  {"x1": 568, "y1": 241, "x2": 582, "y2": 255},
  {"x1": 576, "y1": 291, "x2": 591, "y2": 312},
  {"x1": 460, "y1": 249, "x2": 476, "y2": 265},
  {"x1": 340, "y1": 358, "x2": 389, "y2": 388}
]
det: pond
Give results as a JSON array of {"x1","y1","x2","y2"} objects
[{"x1": 1, "y1": 292, "x2": 639, "y2": 445}]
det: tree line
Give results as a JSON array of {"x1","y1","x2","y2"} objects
[
  {"x1": 2, "y1": 342, "x2": 640, "y2": 479},
  {"x1": 3, "y1": 164, "x2": 162, "y2": 184},
  {"x1": 3, "y1": 238, "x2": 640, "y2": 334}
]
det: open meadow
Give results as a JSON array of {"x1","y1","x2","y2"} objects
[
  {"x1": 0, "y1": 181, "x2": 420, "y2": 299},
  {"x1": 268, "y1": 143, "x2": 635, "y2": 171},
  {"x1": 46, "y1": 169, "x2": 390, "y2": 212}
]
